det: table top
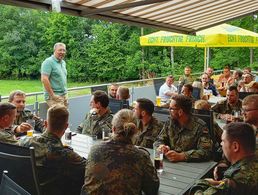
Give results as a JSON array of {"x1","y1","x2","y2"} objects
[
  {"x1": 215, "y1": 118, "x2": 227, "y2": 129},
  {"x1": 71, "y1": 134, "x2": 217, "y2": 195},
  {"x1": 208, "y1": 96, "x2": 226, "y2": 105}
]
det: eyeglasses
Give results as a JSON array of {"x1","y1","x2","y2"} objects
[
  {"x1": 242, "y1": 108, "x2": 258, "y2": 113},
  {"x1": 169, "y1": 107, "x2": 179, "y2": 111}
]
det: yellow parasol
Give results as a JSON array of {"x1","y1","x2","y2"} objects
[
  {"x1": 140, "y1": 24, "x2": 258, "y2": 69},
  {"x1": 140, "y1": 23, "x2": 258, "y2": 47}
]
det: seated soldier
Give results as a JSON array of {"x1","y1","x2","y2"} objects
[
  {"x1": 7, "y1": 90, "x2": 44, "y2": 135},
  {"x1": 206, "y1": 67, "x2": 214, "y2": 84},
  {"x1": 81, "y1": 109, "x2": 159, "y2": 195},
  {"x1": 159, "y1": 75, "x2": 178, "y2": 103},
  {"x1": 239, "y1": 73, "x2": 258, "y2": 92},
  {"x1": 0, "y1": 102, "x2": 18, "y2": 145},
  {"x1": 217, "y1": 66, "x2": 232, "y2": 96},
  {"x1": 242, "y1": 94, "x2": 258, "y2": 157},
  {"x1": 20, "y1": 105, "x2": 86, "y2": 195},
  {"x1": 181, "y1": 83, "x2": 196, "y2": 104},
  {"x1": 201, "y1": 73, "x2": 218, "y2": 97},
  {"x1": 192, "y1": 122, "x2": 257, "y2": 195},
  {"x1": 108, "y1": 83, "x2": 118, "y2": 99},
  {"x1": 226, "y1": 70, "x2": 243, "y2": 88},
  {"x1": 212, "y1": 86, "x2": 242, "y2": 121},
  {"x1": 133, "y1": 98, "x2": 163, "y2": 149},
  {"x1": 116, "y1": 86, "x2": 130, "y2": 108},
  {"x1": 178, "y1": 66, "x2": 194, "y2": 85},
  {"x1": 155, "y1": 95, "x2": 212, "y2": 162},
  {"x1": 76, "y1": 90, "x2": 113, "y2": 139}
]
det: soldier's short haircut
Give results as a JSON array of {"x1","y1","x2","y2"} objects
[
  {"x1": 136, "y1": 98, "x2": 154, "y2": 116},
  {"x1": 228, "y1": 85, "x2": 238, "y2": 94},
  {"x1": 185, "y1": 66, "x2": 191, "y2": 69},
  {"x1": 183, "y1": 84, "x2": 193, "y2": 93},
  {"x1": 0, "y1": 103, "x2": 16, "y2": 118},
  {"x1": 93, "y1": 90, "x2": 109, "y2": 108},
  {"x1": 166, "y1": 75, "x2": 174, "y2": 80},
  {"x1": 8, "y1": 90, "x2": 26, "y2": 102},
  {"x1": 117, "y1": 86, "x2": 130, "y2": 100},
  {"x1": 234, "y1": 70, "x2": 243, "y2": 78},
  {"x1": 224, "y1": 65, "x2": 230, "y2": 70},
  {"x1": 112, "y1": 109, "x2": 137, "y2": 138},
  {"x1": 243, "y1": 67, "x2": 252, "y2": 73},
  {"x1": 223, "y1": 122, "x2": 256, "y2": 153},
  {"x1": 47, "y1": 105, "x2": 69, "y2": 132},
  {"x1": 53, "y1": 42, "x2": 66, "y2": 51},
  {"x1": 172, "y1": 94, "x2": 192, "y2": 115},
  {"x1": 110, "y1": 83, "x2": 119, "y2": 88},
  {"x1": 242, "y1": 94, "x2": 258, "y2": 109}
]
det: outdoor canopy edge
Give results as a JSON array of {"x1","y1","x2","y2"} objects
[{"x1": 0, "y1": 0, "x2": 258, "y2": 34}]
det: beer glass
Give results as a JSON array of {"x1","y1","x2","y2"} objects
[
  {"x1": 156, "y1": 96, "x2": 161, "y2": 107},
  {"x1": 26, "y1": 118, "x2": 35, "y2": 130},
  {"x1": 153, "y1": 143, "x2": 164, "y2": 173}
]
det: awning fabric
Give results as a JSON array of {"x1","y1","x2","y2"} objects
[
  {"x1": 1, "y1": 0, "x2": 258, "y2": 34},
  {"x1": 140, "y1": 24, "x2": 258, "y2": 47}
]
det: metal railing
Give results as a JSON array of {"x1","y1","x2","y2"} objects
[{"x1": 2, "y1": 69, "x2": 256, "y2": 114}]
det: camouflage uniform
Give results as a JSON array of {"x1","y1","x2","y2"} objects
[
  {"x1": 76, "y1": 110, "x2": 113, "y2": 139},
  {"x1": 133, "y1": 116, "x2": 163, "y2": 149},
  {"x1": 81, "y1": 136, "x2": 159, "y2": 195},
  {"x1": 194, "y1": 155, "x2": 258, "y2": 195},
  {"x1": 179, "y1": 75, "x2": 194, "y2": 85},
  {"x1": 211, "y1": 99, "x2": 242, "y2": 116},
  {"x1": 11, "y1": 108, "x2": 45, "y2": 133},
  {"x1": 20, "y1": 131, "x2": 86, "y2": 195},
  {"x1": 155, "y1": 116, "x2": 213, "y2": 162},
  {"x1": 0, "y1": 128, "x2": 18, "y2": 145}
]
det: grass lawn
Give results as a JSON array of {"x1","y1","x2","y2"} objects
[{"x1": 0, "y1": 79, "x2": 93, "y2": 104}]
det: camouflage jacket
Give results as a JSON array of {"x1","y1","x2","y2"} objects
[
  {"x1": 10, "y1": 108, "x2": 45, "y2": 133},
  {"x1": 194, "y1": 155, "x2": 258, "y2": 195},
  {"x1": 81, "y1": 136, "x2": 159, "y2": 195},
  {"x1": 0, "y1": 128, "x2": 18, "y2": 145},
  {"x1": 179, "y1": 74, "x2": 194, "y2": 85},
  {"x1": 133, "y1": 116, "x2": 163, "y2": 149},
  {"x1": 155, "y1": 116, "x2": 213, "y2": 162},
  {"x1": 76, "y1": 110, "x2": 113, "y2": 139},
  {"x1": 211, "y1": 99, "x2": 242, "y2": 115},
  {"x1": 20, "y1": 131, "x2": 86, "y2": 195}
]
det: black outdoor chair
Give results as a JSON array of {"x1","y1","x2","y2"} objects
[
  {"x1": 153, "y1": 78, "x2": 165, "y2": 96},
  {"x1": 192, "y1": 87, "x2": 201, "y2": 100},
  {"x1": 192, "y1": 109, "x2": 214, "y2": 140},
  {"x1": 0, "y1": 142, "x2": 41, "y2": 195},
  {"x1": 0, "y1": 171, "x2": 31, "y2": 195},
  {"x1": 91, "y1": 85, "x2": 108, "y2": 94},
  {"x1": 238, "y1": 92, "x2": 258, "y2": 100},
  {"x1": 108, "y1": 98, "x2": 126, "y2": 114},
  {"x1": 153, "y1": 107, "x2": 170, "y2": 122}
]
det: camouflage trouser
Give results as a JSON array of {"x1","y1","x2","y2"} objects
[{"x1": 46, "y1": 95, "x2": 68, "y2": 108}]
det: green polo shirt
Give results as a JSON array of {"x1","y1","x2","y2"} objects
[{"x1": 41, "y1": 55, "x2": 67, "y2": 100}]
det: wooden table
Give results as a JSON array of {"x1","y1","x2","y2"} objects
[
  {"x1": 215, "y1": 119, "x2": 227, "y2": 129},
  {"x1": 71, "y1": 134, "x2": 217, "y2": 195}
]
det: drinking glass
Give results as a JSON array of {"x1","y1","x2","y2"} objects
[
  {"x1": 153, "y1": 143, "x2": 164, "y2": 173},
  {"x1": 26, "y1": 118, "x2": 35, "y2": 130}
]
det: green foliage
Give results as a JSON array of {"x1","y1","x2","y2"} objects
[{"x1": 0, "y1": 4, "x2": 257, "y2": 83}]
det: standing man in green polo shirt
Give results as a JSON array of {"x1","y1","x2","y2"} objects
[{"x1": 41, "y1": 42, "x2": 68, "y2": 107}]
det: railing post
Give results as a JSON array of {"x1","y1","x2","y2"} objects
[
  {"x1": 34, "y1": 94, "x2": 39, "y2": 115},
  {"x1": 131, "y1": 87, "x2": 135, "y2": 103}
]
